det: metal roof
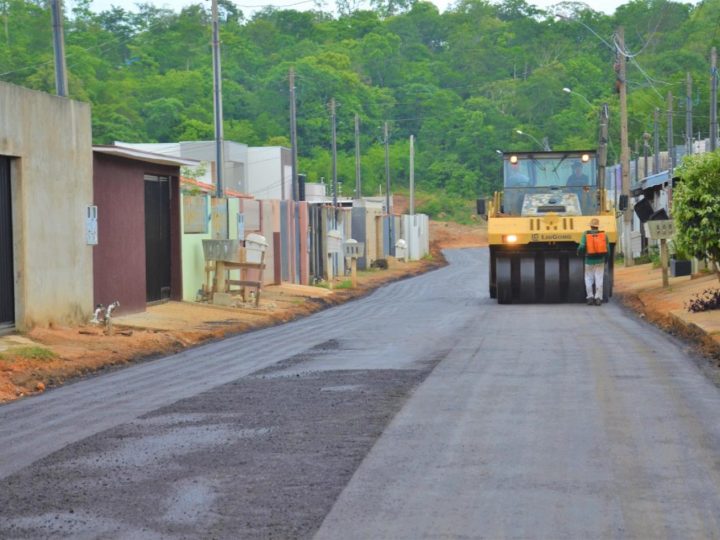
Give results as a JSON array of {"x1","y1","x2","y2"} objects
[
  {"x1": 631, "y1": 169, "x2": 672, "y2": 194},
  {"x1": 93, "y1": 145, "x2": 199, "y2": 167}
]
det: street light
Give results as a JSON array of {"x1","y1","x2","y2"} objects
[
  {"x1": 516, "y1": 129, "x2": 551, "y2": 151},
  {"x1": 495, "y1": 149, "x2": 503, "y2": 155},
  {"x1": 563, "y1": 86, "x2": 592, "y2": 107}
]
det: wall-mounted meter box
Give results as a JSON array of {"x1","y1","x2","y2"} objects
[{"x1": 86, "y1": 205, "x2": 98, "y2": 245}]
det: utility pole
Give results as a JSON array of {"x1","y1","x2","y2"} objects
[
  {"x1": 653, "y1": 108, "x2": 660, "y2": 174},
  {"x1": 667, "y1": 91, "x2": 675, "y2": 172},
  {"x1": 354, "y1": 113, "x2": 361, "y2": 199},
  {"x1": 211, "y1": 0, "x2": 224, "y2": 199},
  {"x1": 409, "y1": 135, "x2": 415, "y2": 216},
  {"x1": 50, "y1": 0, "x2": 68, "y2": 96},
  {"x1": 643, "y1": 132, "x2": 650, "y2": 179},
  {"x1": 711, "y1": 47, "x2": 718, "y2": 151},
  {"x1": 617, "y1": 27, "x2": 633, "y2": 266},
  {"x1": 289, "y1": 67, "x2": 298, "y2": 201},
  {"x1": 686, "y1": 72, "x2": 693, "y2": 156},
  {"x1": 331, "y1": 98, "x2": 337, "y2": 210},
  {"x1": 384, "y1": 121, "x2": 393, "y2": 255},
  {"x1": 597, "y1": 104, "x2": 609, "y2": 213}
]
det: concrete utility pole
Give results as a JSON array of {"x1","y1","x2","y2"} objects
[
  {"x1": 711, "y1": 47, "x2": 718, "y2": 151},
  {"x1": 211, "y1": 0, "x2": 224, "y2": 199},
  {"x1": 384, "y1": 121, "x2": 393, "y2": 254},
  {"x1": 354, "y1": 113, "x2": 361, "y2": 199},
  {"x1": 50, "y1": 0, "x2": 68, "y2": 97},
  {"x1": 289, "y1": 68, "x2": 298, "y2": 201},
  {"x1": 617, "y1": 27, "x2": 633, "y2": 266},
  {"x1": 409, "y1": 135, "x2": 415, "y2": 216},
  {"x1": 653, "y1": 108, "x2": 660, "y2": 174},
  {"x1": 686, "y1": 72, "x2": 693, "y2": 156},
  {"x1": 643, "y1": 132, "x2": 650, "y2": 179},
  {"x1": 668, "y1": 92, "x2": 675, "y2": 172},
  {"x1": 331, "y1": 98, "x2": 337, "y2": 210}
]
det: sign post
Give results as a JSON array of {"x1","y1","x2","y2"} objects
[{"x1": 644, "y1": 220, "x2": 675, "y2": 288}]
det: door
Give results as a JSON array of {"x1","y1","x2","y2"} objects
[
  {"x1": 0, "y1": 157, "x2": 14, "y2": 327},
  {"x1": 144, "y1": 175, "x2": 171, "y2": 302}
]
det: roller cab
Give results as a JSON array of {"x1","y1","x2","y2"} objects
[{"x1": 483, "y1": 151, "x2": 618, "y2": 304}]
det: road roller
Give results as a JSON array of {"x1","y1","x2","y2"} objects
[{"x1": 477, "y1": 150, "x2": 619, "y2": 304}]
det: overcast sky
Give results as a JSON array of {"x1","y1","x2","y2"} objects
[{"x1": 86, "y1": 0, "x2": 632, "y2": 17}]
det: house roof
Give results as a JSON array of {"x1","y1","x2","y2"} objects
[
  {"x1": 93, "y1": 145, "x2": 199, "y2": 167},
  {"x1": 180, "y1": 176, "x2": 254, "y2": 199},
  {"x1": 631, "y1": 169, "x2": 673, "y2": 195}
]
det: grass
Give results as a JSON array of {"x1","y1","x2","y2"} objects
[
  {"x1": 0, "y1": 346, "x2": 57, "y2": 362},
  {"x1": 334, "y1": 280, "x2": 353, "y2": 289}
]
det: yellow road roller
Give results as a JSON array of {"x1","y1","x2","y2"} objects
[{"x1": 477, "y1": 150, "x2": 620, "y2": 303}]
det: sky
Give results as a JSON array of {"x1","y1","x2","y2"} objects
[{"x1": 86, "y1": 0, "x2": 631, "y2": 18}]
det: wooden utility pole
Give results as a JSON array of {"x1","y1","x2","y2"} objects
[
  {"x1": 409, "y1": 135, "x2": 415, "y2": 216},
  {"x1": 211, "y1": 0, "x2": 224, "y2": 199},
  {"x1": 618, "y1": 27, "x2": 633, "y2": 266},
  {"x1": 711, "y1": 47, "x2": 718, "y2": 151},
  {"x1": 597, "y1": 104, "x2": 609, "y2": 213},
  {"x1": 686, "y1": 72, "x2": 693, "y2": 156},
  {"x1": 354, "y1": 113, "x2": 361, "y2": 199},
  {"x1": 50, "y1": 0, "x2": 68, "y2": 97},
  {"x1": 331, "y1": 98, "x2": 337, "y2": 210},
  {"x1": 289, "y1": 68, "x2": 298, "y2": 201}
]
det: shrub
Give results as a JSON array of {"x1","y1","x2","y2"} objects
[{"x1": 673, "y1": 151, "x2": 720, "y2": 282}]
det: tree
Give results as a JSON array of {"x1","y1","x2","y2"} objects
[{"x1": 673, "y1": 151, "x2": 720, "y2": 282}]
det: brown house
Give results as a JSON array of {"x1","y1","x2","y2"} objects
[{"x1": 93, "y1": 146, "x2": 197, "y2": 316}]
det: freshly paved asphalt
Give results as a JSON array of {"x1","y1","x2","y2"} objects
[{"x1": 1, "y1": 248, "x2": 720, "y2": 539}]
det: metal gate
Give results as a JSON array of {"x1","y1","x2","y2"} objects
[
  {"x1": 0, "y1": 157, "x2": 14, "y2": 327},
  {"x1": 144, "y1": 175, "x2": 171, "y2": 302}
]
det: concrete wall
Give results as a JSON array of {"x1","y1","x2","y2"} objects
[
  {"x1": 0, "y1": 82, "x2": 93, "y2": 329},
  {"x1": 181, "y1": 195, "x2": 242, "y2": 301},
  {"x1": 247, "y1": 147, "x2": 290, "y2": 200}
]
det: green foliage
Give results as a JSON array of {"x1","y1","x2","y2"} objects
[
  {"x1": 673, "y1": 151, "x2": 720, "y2": 281},
  {"x1": 0, "y1": 346, "x2": 57, "y2": 362},
  {"x1": 415, "y1": 191, "x2": 476, "y2": 224},
  {"x1": 0, "y1": 0, "x2": 715, "y2": 202}
]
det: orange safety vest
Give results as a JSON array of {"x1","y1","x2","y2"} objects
[{"x1": 586, "y1": 231, "x2": 608, "y2": 255}]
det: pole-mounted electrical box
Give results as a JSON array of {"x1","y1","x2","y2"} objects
[{"x1": 86, "y1": 205, "x2": 98, "y2": 245}]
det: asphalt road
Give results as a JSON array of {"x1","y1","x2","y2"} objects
[{"x1": 1, "y1": 248, "x2": 720, "y2": 539}]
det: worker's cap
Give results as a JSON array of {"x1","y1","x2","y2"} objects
[
  {"x1": 572, "y1": 161, "x2": 583, "y2": 168},
  {"x1": 589, "y1": 218, "x2": 600, "y2": 228}
]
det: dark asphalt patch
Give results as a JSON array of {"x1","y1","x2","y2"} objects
[{"x1": 0, "y1": 366, "x2": 435, "y2": 539}]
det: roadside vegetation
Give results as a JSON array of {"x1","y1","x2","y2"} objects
[{"x1": 1, "y1": 0, "x2": 717, "y2": 200}]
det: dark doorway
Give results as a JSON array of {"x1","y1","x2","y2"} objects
[
  {"x1": 144, "y1": 175, "x2": 171, "y2": 302},
  {"x1": 0, "y1": 157, "x2": 14, "y2": 327}
]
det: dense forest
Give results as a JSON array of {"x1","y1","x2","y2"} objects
[{"x1": 1, "y1": 0, "x2": 719, "y2": 200}]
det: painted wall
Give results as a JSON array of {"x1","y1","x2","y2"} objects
[
  {"x1": 247, "y1": 147, "x2": 290, "y2": 200},
  {"x1": 181, "y1": 195, "x2": 242, "y2": 301},
  {"x1": 0, "y1": 82, "x2": 93, "y2": 329},
  {"x1": 93, "y1": 154, "x2": 182, "y2": 315}
]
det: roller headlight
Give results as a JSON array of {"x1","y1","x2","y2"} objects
[{"x1": 503, "y1": 234, "x2": 518, "y2": 243}]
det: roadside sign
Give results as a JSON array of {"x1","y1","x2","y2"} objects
[{"x1": 644, "y1": 220, "x2": 675, "y2": 240}]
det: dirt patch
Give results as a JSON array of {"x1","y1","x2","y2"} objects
[{"x1": 0, "y1": 221, "x2": 487, "y2": 403}]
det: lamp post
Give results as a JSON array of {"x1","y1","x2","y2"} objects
[
  {"x1": 562, "y1": 87, "x2": 592, "y2": 107},
  {"x1": 516, "y1": 129, "x2": 551, "y2": 151}
]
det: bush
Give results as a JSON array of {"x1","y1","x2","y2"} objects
[
  {"x1": 673, "y1": 151, "x2": 720, "y2": 281},
  {"x1": 686, "y1": 289, "x2": 720, "y2": 313}
]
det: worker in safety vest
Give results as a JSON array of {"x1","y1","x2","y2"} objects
[{"x1": 577, "y1": 218, "x2": 609, "y2": 306}]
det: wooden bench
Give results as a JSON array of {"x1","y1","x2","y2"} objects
[{"x1": 215, "y1": 250, "x2": 267, "y2": 307}]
